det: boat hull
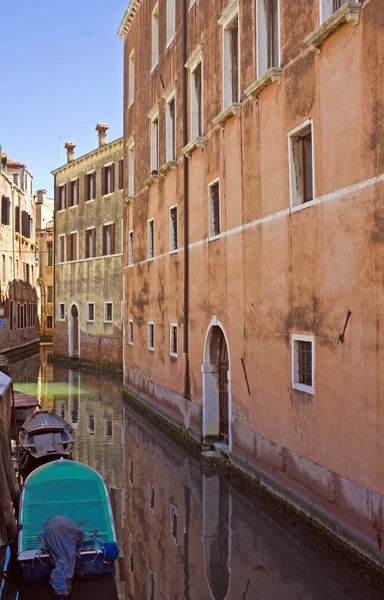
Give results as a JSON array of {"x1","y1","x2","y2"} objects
[{"x1": 20, "y1": 551, "x2": 114, "y2": 582}]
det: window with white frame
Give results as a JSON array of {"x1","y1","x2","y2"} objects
[
  {"x1": 220, "y1": 3, "x2": 240, "y2": 108},
  {"x1": 129, "y1": 320, "x2": 134, "y2": 345},
  {"x1": 148, "y1": 219, "x2": 154, "y2": 259},
  {"x1": 151, "y1": 113, "x2": 159, "y2": 172},
  {"x1": 190, "y1": 56, "x2": 203, "y2": 139},
  {"x1": 129, "y1": 49, "x2": 135, "y2": 105},
  {"x1": 86, "y1": 302, "x2": 95, "y2": 322},
  {"x1": 58, "y1": 234, "x2": 66, "y2": 262},
  {"x1": 288, "y1": 120, "x2": 314, "y2": 208},
  {"x1": 152, "y1": 4, "x2": 159, "y2": 70},
  {"x1": 165, "y1": 91, "x2": 176, "y2": 162},
  {"x1": 257, "y1": 0, "x2": 280, "y2": 77},
  {"x1": 58, "y1": 185, "x2": 66, "y2": 210},
  {"x1": 102, "y1": 164, "x2": 114, "y2": 195},
  {"x1": 129, "y1": 230, "x2": 134, "y2": 265},
  {"x1": 148, "y1": 322, "x2": 155, "y2": 351},
  {"x1": 170, "y1": 206, "x2": 178, "y2": 251},
  {"x1": 128, "y1": 141, "x2": 135, "y2": 196},
  {"x1": 209, "y1": 180, "x2": 220, "y2": 238},
  {"x1": 58, "y1": 303, "x2": 65, "y2": 321},
  {"x1": 104, "y1": 302, "x2": 113, "y2": 323},
  {"x1": 291, "y1": 334, "x2": 315, "y2": 394},
  {"x1": 86, "y1": 171, "x2": 96, "y2": 201},
  {"x1": 170, "y1": 504, "x2": 178, "y2": 543},
  {"x1": 69, "y1": 179, "x2": 79, "y2": 207},
  {"x1": 320, "y1": 0, "x2": 352, "y2": 23},
  {"x1": 85, "y1": 227, "x2": 96, "y2": 259},
  {"x1": 167, "y1": 0, "x2": 175, "y2": 46},
  {"x1": 170, "y1": 324, "x2": 178, "y2": 357}
]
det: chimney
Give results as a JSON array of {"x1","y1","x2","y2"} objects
[
  {"x1": 36, "y1": 189, "x2": 47, "y2": 204},
  {"x1": 95, "y1": 123, "x2": 109, "y2": 147},
  {"x1": 64, "y1": 141, "x2": 76, "y2": 163}
]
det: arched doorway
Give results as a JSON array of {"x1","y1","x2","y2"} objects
[
  {"x1": 68, "y1": 302, "x2": 80, "y2": 358},
  {"x1": 202, "y1": 317, "x2": 231, "y2": 447}
]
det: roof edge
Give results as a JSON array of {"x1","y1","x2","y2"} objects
[
  {"x1": 118, "y1": 0, "x2": 141, "y2": 39},
  {"x1": 51, "y1": 137, "x2": 123, "y2": 176}
]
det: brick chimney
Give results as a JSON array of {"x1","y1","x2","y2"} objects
[
  {"x1": 64, "y1": 142, "x2": 76, "y2": 163},
  {"x1": 36, "y1": 189, "x2": 47, "y2": 204},
  {"x1": 96, "y1": 123, "x2": 109, "y2": 147}
]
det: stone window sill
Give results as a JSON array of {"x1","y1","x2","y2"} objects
[
  {"x1": 212, "y1": 103, "x2": 242, "y2": 127},
  {"x1": 245, "y1": 67, "x2": 283, "y2": 103},
  {"x1": 144, "y1": 173, "x2": 160, "y2": 187},
  {"x1": 159, "y1": 161, "x2": 177, "y2": 175},
  {"x1": 292, "y1": 382, "x2": 314, "y2": 396},
  {"x1": 304, "y1": 2, "x2": 362, "y2": 53},
  {"x1": 123, "y1": 196, "x2": 134, "y2": 206},
  {"x1": 182, "y1": 137, "x2": 204, "y2": 158}
]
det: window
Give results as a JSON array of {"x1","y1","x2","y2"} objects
[
  {"x1": 191, "y1": 60, "x2": 203, "y2": 139},
  {"x1": 1, "y1": 255, "x2": 5, "y2": 284},
  {"x1": 103, "y1": 223, "x2": 115, "y2": 255},
  {"x1": 47, "y1": 242, "x2": 53, "y2": 266},
  {"x1": 104, "y1": 302, "x2": 113, "y2": 323},
  {"x1": 31, "y1": 265, "x2": 34, "y2": 285},
  {"x1": 151, "y1": 4, "x2": 159, "y2": 70},
  {"x1": 86, "y1": 171, "x2": 96, "y2": 201},
  {"x1": 257, "y1": 0, "x2": 280, "y2": 77},
  {"x1": 291, "y1": 335, "x2": 315, "y2": 394},
  {"x1": 86, "y1": 227, "x2": 96, "y2": 258},
  {"x1": 148, "y1": 570, "x2": 155, "y2": 600},
  {"x1": 128, "y1": 142, "x2": 135, "y2": 196},
  {"x1": 148, "y1": 219, "x2": 154, "y2": 259},
  {"x1": 128, "y1": 49, "x2": 135, "y2": 105},
  {"x1": 221, "y1": 8, "x2": 240, "y2": 107},
  {"x1": 129, "y1": 230, "x2": 134, "y2": 265},
  {"x1": 170, "y1": 324, "x2": 178, "y2": 357},
  {"x1": 151, "y1": 114, "x2": 159, "y2": 173},
  {"x1": 170, "y1": 504, "x2": 178, "y2": 543},
  {"x1": 129, "y1": 457, "x2": 134, "y2": 484},
  {"x1": 87, "y1": 302, "x2": 95, "y2": 322},
  {"x1": 1, "y1": 196, "x2": 10, "y2": 226},
  {"x1": 47, "y1": 286, "x2": 53, "y2": 303},
  {"x1": 129, "y1": 320, "x2": 134, "y2": 345},
  {"x1": 149, "y1": 483, "x2": 155, "y2": 510},
  {"x1": 68, "y1": 179, "x2": 79, "y2": 207},
  {"x1": 166, "y1": 92, "x2": 176, "y2": 162},
  {"x1": 9, "y1": 301, "x2": 13, "y2": 331},
  {"x1": 25, "y1": 263, "x2": 30, "y2": 284},
  {"x1": 58, "y1": 235, "x2": 66, "y2": 263},
  {"x1": 58, "y1": 185, "x2": 66, "y2": 210},
  {"x1": 15, "y1": 259, "x2": 19, "y2": 279},
  {"x1": 167, "y1": 0, "x2": 175, "y2": 45},
  {"x1": 21, "y1": 211, "x2": 32, "y2": 238},
  {"x1": 288, "y1": 120, "x2": 314, "y2": 208},
  {"x1": 14, "y1": 206, "x2": 20, "y2": 232},
  {"x1": 170, "y1": 206, "x2": 178, "y2": 251},
  {"x1": 46, "y1": 316, "x2": 53, "y2": 329},
  {"x1": 68, "y1": 232, "x2": 78, "y2": 261},
  {"x1": 102, "y1": 164, "x2": 114, "y2": 195},
  {"x1": 13, "y1": 174, "x2": 19, "y2": 186},
  {"x1": 320, "y1": 0, "x2": 352, "y2": 22},
  {"x1": 118, "y1": 159, "x2": 124, "y2": 190},
  {"x1": 104, "y1": 417, "x2": 113, "y2": 439},
  {"x1": 59, "y1": 303, "x2": 65, "y2": 320},
  {"x1": 87, "y1": 412, "x2": 95, "y2": 435},
  {"x1": 209, "y1": 180, "x2": 220, "y2": 238},
  {"x1": 148, "y1": 322, "x2": 154, "y2": 351}
]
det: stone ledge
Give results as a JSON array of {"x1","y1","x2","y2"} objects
[
  {"x1": 123, "y1": 196, "x2": 134, "y2": 207},
  {"x1": 245, "y1": 67, "x2": 283, "y2": 103},
  {"x1": 304, "y1": 2, "x2": 362, "y2": 53},
  {"x1": 182, "y1": 137, "x2": 204, "y2": 158},
  {"x1": 159, "y1": 161, "x2": 177, "y2": 175},
  {"x1": 212, "y1": 102, "x2": 242, "y2": 127},
  {"x1": 144, "y1": 173, "x2": 160, "y2": 187}
]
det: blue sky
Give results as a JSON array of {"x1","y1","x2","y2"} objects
[{"x1": 0, "y1": 0, "x2": 128, "y2": 196}]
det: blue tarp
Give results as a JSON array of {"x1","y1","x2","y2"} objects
[{"x1": 43, "y1": 516, "x2": 84, "y2": 596}]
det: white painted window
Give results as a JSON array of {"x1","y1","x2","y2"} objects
[
  {"x1": 129, "y1": 49, "x2": 135, "y2": 105},
  {"x1": 220, "y1": 1, "x2": 240, "y2": 108},
  {"x1": 151, "y1": 112, "x2": 159, "y2": 172},
  {"x1": 165, "y1": 88, "x2": 176, "y2": 162},
  {"x1": 291, "y1": 334, "x2": 315, "y2": 395},
  {"x1": 86, "y1": 302, "x2": 95, "y2": 322},
  {"x1": 129, "y1": 230, "x2": 134, "y2": 265},
  {"x1": 170, "y1": 324, "x2": 178, "y2": 357},
  {"x1": 58, "y1": 234, "x2": 66, "y2": 262},
  {"x1": 320, "y1": 0, "x2": 353, "y2": 23},
  {"x1": 167, "y1": 0, "x2": 175, "y2": 46},
  {"x1": 288, "y1": 119, "x2": 315, "y2": 208},
  {"x1": 58, "y1": 303, "x2": 65, "y2": 321},
  {"x1": 169, "y1": 206, "x2": 178, "y2": 251},
  {"x1": 129, "y1": 320, "x2": 134, "y2": 345},
  {"x1": 152, "y1": 4, "x2": 159, "y2": 70},
  {"x1": 128, "y1": 141, "x2": 135, "y2": 196},
  {"x1": 209, "y1": 179, "x2": 221, "y2": 238},
  {"x1": 257, "y1": 0, "x2": 280, "y2": 77},
  {"x1": 149, "y1": 482, "x2": 155, "y2": 510},
  {"x1": 170, "y1": 504, "x2": 178, "y2": 543},
  {"x1": 104, "y1": 302, "x2": 113, "y2": 323},
  {"x1": 148, "y1": 322, "x2": 155, "y2": 351},
  {"x1": 148, "y1": 219, "x2": 154, "y2": 259}
]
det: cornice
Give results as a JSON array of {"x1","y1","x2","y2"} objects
[
  {"x1": 118, "y1": 0, "x2": 141, "y2": 39},
  {"x1": 51, "y1": 138, "x2": 123, "y2": 176}
]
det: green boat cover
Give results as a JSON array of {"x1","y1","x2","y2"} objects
[{"x1": 20, "y1": 460, "x2": 115, "y2": 553}]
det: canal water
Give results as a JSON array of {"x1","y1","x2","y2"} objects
[{"x1": 3, "y1": 348, "x2": 384, "y2": 600}]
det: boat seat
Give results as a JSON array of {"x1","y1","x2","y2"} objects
[{"x1": 33, "y1": 432, "x2": 65, "y2": 455}]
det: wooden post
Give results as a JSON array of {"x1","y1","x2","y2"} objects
[
  {"x1": 0, "y1": 446, "x2": 17, "y2": 543},
  {"x1": 0, "y1": 420, "x2": 19, "y2": 500}
]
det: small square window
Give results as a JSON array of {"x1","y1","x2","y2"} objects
[
  {"x1": 129, "y1": 320, "x2": 134, "y2": 345},
  {"x1": 148, "y1": 322, "x2": 155, "y2": 351},
  {"x1": 149, "y1": 483, "x2": 155, "y2": 510},
  {"x1": 104, "y1": 302, "x2": 113, "y2": 323},
  {"x1": 209, "y1": 180, "x2": 220, "y2": 238},
  {"x1": 87, "y1": 302, "x2": 95, "y2": 322},
  {"x1": 170, "y1": 324, "x2": 177, "y2": 357},
  {"x1": 170, "y1": 504, "x2": 178, "y2": 543},
  {"x1": 58, "y1": 303, "x2": 65, "y2": 321},
  {"x1": 291, "y1": 335, "x2": 315, "y2": 395}
]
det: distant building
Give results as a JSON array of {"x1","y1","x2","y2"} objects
[
  {"x1": 35, "y1": 189, "x2": 54, "y2": 340},
  {"x1": 0, "y1": 153, "x2": 39, "y2": 361},
  {"x1": 52, "y1": 125, "x2": 124, "y2": 372}
]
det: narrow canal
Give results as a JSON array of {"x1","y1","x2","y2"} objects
[{"x1": 4, "y1": 349, "x2": 384, "y2": 599}]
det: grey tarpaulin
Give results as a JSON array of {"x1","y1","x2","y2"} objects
[{"x1": 43, "y1": 516, "x2": 84, "y2": 596}]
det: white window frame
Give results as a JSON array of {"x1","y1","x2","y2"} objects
[
  {"x1": 129, "y1": 319, "x2": 134, "y2": 345},
  {"x1": 104, "y1": 302, "x2": 113, "y2": 323},
  {"x1": 148, "y1": 321, "x2": 155, "y2": 351},
  {"x1": 58, "y1": 234, "x2": 66, "y2": 262},
  {"x1": 288, "y1": 119, "x2": 315, "y2": 211},
  {"x1": 169, "y1": 205, "x2": 178, "y2": 252},
  {"x1": 164, "y1": 85, "x2": 176, "y2": 162},
  {"x1": 166, "y1": 0, "x2": 176, "y2": 47},
  {"x1": 70, "y1": 177, "x2": 79, "y2": 207},
  {"x1": 219, "y1": 0, "x2": 240, "y2": 109},
  {"x1": 151, "y1": 3, "x2": 159, "y2": 71},
  {"x1": 291, "y1": 334, "x2": 315, "y2": 395},
  {"x1": 186, "y1": 47, "x2": 203, "y2": 141},
  {"x1": 149, "y1": 107, "x2": 159, "y2": 173},
  {"x1": 148, "y1": 219, "x2": 155, "y2": 260},
  {"x1": 128, "y1": 138, "x2": 135, "y2": 196},
  {"x1": 128, "y1": 49, "x2": 135, "y2": 106},
  {"x1": 320, "y1": 0, "x2": 356, "y2": 24},
  {"x1": 69, "y1": 230, "x2": 79, "y2": 261},
  {"x1": 86, "y1": 226, "x2": 96, "y2": 259},
  {"x1": 129, "y1": 230, "x2": 134, "y2": 266},
  {"x1": 169, "y1": 323, "x2": 178, "y2": 358},
  {"x1": 58, "y1": 184, "x2": 66, "y2": 211},
  {"x1": 256, "y1": 0, "x2": 281, "y2": 78},
  {"x1": 58, "y1": 302, "x2": 65, "y2": 321},
  {"x1": 208, "y1": 178, "x2": 221, "y2": 239},
  {"x1": 86, "y1": 302, "x2": 95, "y2": 323},
  {"x1": 86, "y1": 170, "x2": 96, "y2": 202},
  {"x1": 104, "y1": 221, "x2": 114, "y2": 256}
]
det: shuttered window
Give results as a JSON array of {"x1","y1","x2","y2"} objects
[
  {"x1": 21, "y1": 211, "x2": 32, "y2": 238},
  {"x1": 1, "y1": 196, "x2": 10, "y2": 226},
  {"x1": 118, "y1": 159, "x2": 124, "y2": 190},
  {"x1": 86, "y1": 172, "x2": 96, "y2": 201},
  {"x1": 68, "y1": 179, "x2": 79, "y2": 207},
  {"x1": 57, "y1": 185, "x2": 66, "y2": 210},
  {"x1": 103, "y1": 223, "x2": 115, "y2": 256},
  {"x1": 102, "y1": 164, "x2": 115, "y2": 195},
  {"x1": 14, "y1": 206, "x2": 20, "y2": 232}
]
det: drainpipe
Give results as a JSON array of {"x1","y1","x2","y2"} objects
[{"x1": 182, "y1": 0, "x2": 190, "y2": 400}]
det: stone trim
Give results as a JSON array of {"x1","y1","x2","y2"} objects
[
  {"x1": 182, "y1": 137, "x2": 204, "y2": 158},
  {"x1": 245, "y1": 67, "x2": 283, "y2": 103},
  {"x1": 218, "y1": 0, "x2": 240, "y2": 26},
  {"x1": 118, "y1": 0, "x2": 141, "y2": 38},
  {"x1": 51, "y1": 138, "x2": 123, "y2": 176},
  {"x1": 304, "y1": 2, "x2": 362, "y2": 53},
  {"x1": 144, "y1": 173, "x2": 160, "y2": 187},
  {"x1": 159, "y1": 161, "x2": 177, "y2": 175},
  {"x1": 212, "y1": 103, "x2": 242, "y2": 127}
]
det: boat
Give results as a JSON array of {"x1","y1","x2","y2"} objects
[
  {"x1": 18, "y1": 460, "x2": 119, "y2": 589},
  {"x1": 18, "y1": 410, "x2": 76, "y2": 475}
]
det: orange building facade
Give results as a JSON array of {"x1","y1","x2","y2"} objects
[{"x1": 120, "y1": 0, "x2": 384, "y2": 563}]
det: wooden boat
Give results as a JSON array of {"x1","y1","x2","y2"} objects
[
  {"x1": 18, "y1": 410, "x2": 76, "y2": 475},
  {"x1": 18, "y1": 460, "x2": 119, "y2": 584}
]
